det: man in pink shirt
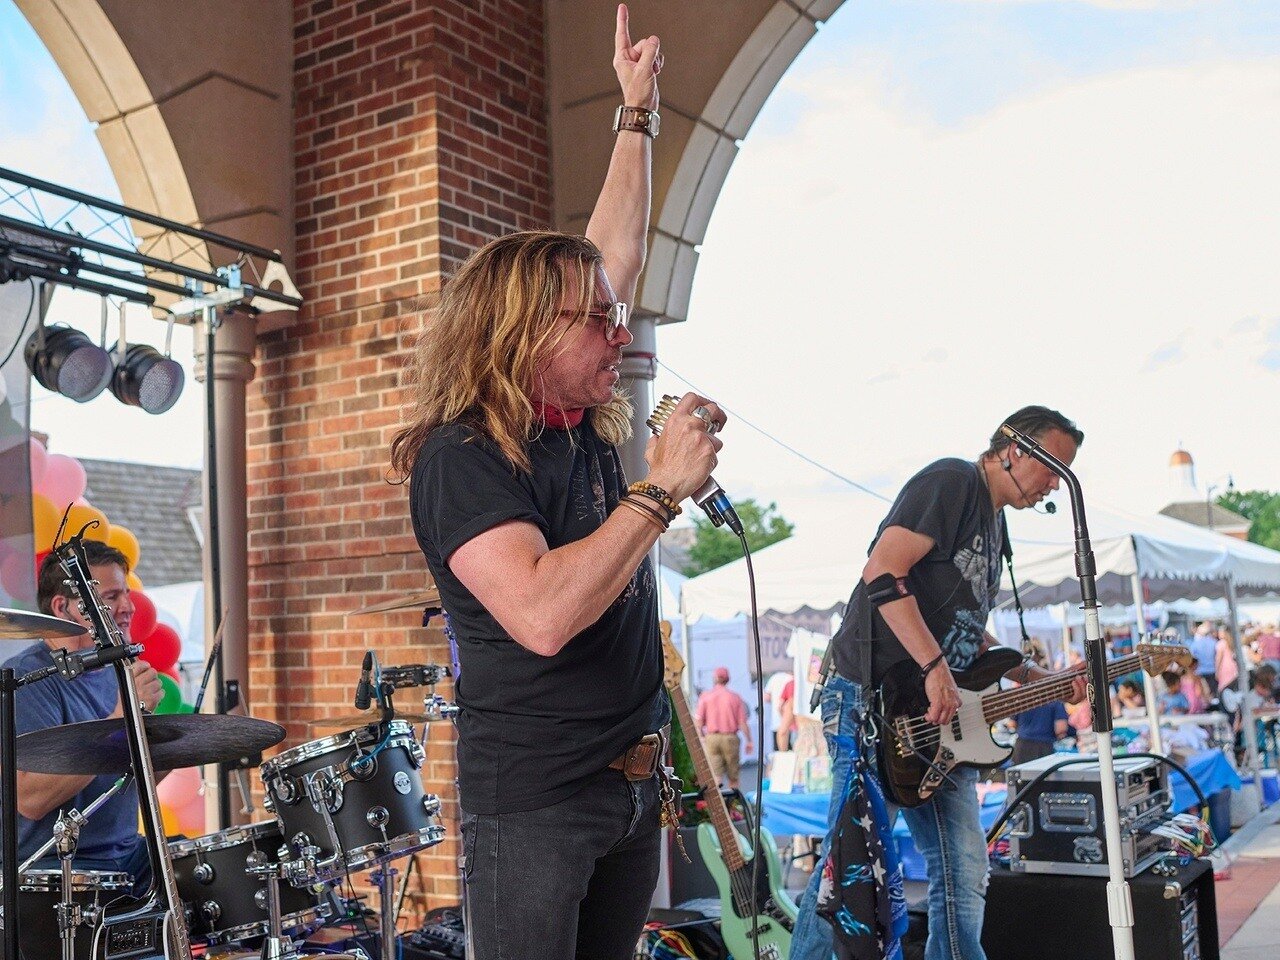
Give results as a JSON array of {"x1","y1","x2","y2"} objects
[{"x1": 695, "y1": 666, "x2": 754, "y2": 789}]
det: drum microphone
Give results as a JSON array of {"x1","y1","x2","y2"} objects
[
  {"x1": 646, "y1": 395, "x2": 743, "y2": 535},
  {"x1": 354, "y1": 650, "x2": 377, "y2": 710}
]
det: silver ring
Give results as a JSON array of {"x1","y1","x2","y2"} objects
[{"x1": 691, "y1": 405, "x2": 717, "y2": 435}]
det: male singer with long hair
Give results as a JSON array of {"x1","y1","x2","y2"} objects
[
  {"x1": 389, "y1": 7, "x2": 725, "y2": 956},
  {"x1": 790, "y1": 406, "x2": 1087, "y2": 960}
]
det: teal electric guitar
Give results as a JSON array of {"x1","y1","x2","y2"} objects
[{"x1": 663, "y1": 632, "x2": 797, "y2": 960}]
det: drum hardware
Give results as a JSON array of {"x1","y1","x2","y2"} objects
[
  {"x1": 169, "y1": 823, "x2": 333, "y2": 948},
  {"x1": 1, "y1": 776, "x2": 133, "y2": 893},
  {"x1": 52, "y1": 807, "x2": 90, "y2": 960},
  {"x1": 261, "y1": 722, "x2": 446, "y2": 885}
]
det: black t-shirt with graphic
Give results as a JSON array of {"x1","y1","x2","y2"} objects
[
  {"x1": 834, "y1": 458, "x2": 1004, "y2": 686},
  {"x1": 410, "y1": 418, "x2": 668, "y2": 815}
]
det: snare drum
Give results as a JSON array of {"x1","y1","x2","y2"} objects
[
  {"x1": 0, "y1": 869, "x2": 131, "y2": 960},
  {"x1": 260, "y1": 721, "x2": 444, "y2": 880},
  {"x1": 169, "y1": 822, "x2": 332, "y2": 945}
]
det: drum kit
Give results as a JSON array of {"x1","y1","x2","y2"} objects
[{"x1": 1, "y1": 579, "x2": 460, "y2": 960}]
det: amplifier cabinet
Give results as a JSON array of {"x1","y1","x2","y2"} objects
[
  {"x1": 981, "y1": 860, "x2": 1218, "y2": 960},
  {"x1": 1006, "y1": 754, "x2": 1170, "y2": 877}
]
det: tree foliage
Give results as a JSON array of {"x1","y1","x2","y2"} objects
[
  {"x1": 1216, "y1": 489, "x2": 1280, "y2": 551},
  {"x1": 682, "y1": 498, "x2": 795, "y2": 577}
]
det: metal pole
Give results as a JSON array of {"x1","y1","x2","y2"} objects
[
  {"x1": 999, "y1": 424, "x2": 1135, "y2": 960},
  {"x1": 1127, "y1": 568, "x2": 1163, "y2": 754},
  {"x1": 1225, "y1": 577, "x2": 1263, "y2": 805},
  {"x1": 2, "y1": 668, "x2": 21, "y2": 960}
]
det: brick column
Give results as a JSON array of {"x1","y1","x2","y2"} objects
[{"x1": 245, "y1": 0, "x2": 552, "y2": 912}]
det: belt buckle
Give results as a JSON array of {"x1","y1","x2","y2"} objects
[{"x1": 621, "y1": 733, "x2": 661, "y2": 781}]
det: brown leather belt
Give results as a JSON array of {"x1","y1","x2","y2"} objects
[{"x1": 607, "y1": 731, "x2": 665, "y2": 781}]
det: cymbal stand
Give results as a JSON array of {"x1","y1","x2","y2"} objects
[
  {"x1": 369, "y1": 864, "x2": 398, "y2": 960},
  {"x1": 248, "y1": 855, "x2": 310, "y2": 960},
  {"x1": 54, "y1": 807, "x2": 88, "y2": 960},
  {"x1": 0, "y1": 775, "x2": 133, "y2": 890}
]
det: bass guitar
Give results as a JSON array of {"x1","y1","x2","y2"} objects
[
  {"x1": 661, "y1": 629, "x2": 796, "y2": 960},
  {"x1": 875, "y1": 642, "x2": 1190, "y2": 808},
  {"x1": 57, "y1": 534, "x2": 192, "y2": 960}
]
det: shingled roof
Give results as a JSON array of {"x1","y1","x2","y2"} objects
[
  {"x1": 80, "y1": 458, "x2": 202, "y2": 587},
  {"x1": 1158, "y1": 500, "x2": 1251, "y2": 533}
]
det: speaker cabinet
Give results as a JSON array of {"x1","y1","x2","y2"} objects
[{"x1": 982, "y1": 860, "x2": 1218, "y2": 960}]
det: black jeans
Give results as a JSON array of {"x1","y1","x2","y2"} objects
[{"x1": 461, "y1": 769, "x2": 661, "y2": 960}]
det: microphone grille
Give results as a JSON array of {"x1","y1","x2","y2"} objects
[{"x1": 645, "y1": 394, "x2": 680, "y2": 435}]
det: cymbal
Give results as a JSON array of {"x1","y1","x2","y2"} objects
[
  {"x1": 349, "y1": 589, "x2": 442, "y2": 617},
  {"x1": 0, "y1": 607, "x2": 87, "y2": 641},
  {"x1": 16, "y1": 714, "x2": 286, "y2": 775},
  {"x1": 307, "y1": 708, "x2": 442, "y2": 731}
]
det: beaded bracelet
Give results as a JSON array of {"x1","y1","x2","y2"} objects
[
  {"x1": 628, "y1": 481, "x2": 681, "y2": 517},
  {"x1": 617, "y1": 496, "x2": 667, "y2": 532}
]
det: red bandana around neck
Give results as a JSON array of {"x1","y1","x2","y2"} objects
[{"x1": 537, "y1": 403, "x2": 585, "y2": 429}]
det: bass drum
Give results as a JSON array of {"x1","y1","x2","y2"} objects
[
  {"x1": 0, "y1": 869, "x2": 132, "y2": 960},
  {"x1": 169, "y1": 822, "x2": 332, "y2": 946},
  {"x1": 261, "y1": 721, "x2": 444, "y2": 881}
]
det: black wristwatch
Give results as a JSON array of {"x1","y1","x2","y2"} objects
[{"x1": 613, "y1": 105, "x2": 660, "y2": 139}]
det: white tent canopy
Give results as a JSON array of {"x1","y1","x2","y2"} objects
[
  {"x1": 681, "y1": 498, "x2": 888, "y2": 621},
  {"x1": 681, "y1": 496, "x2": 1280, "y2": 621},
  {"x1": 1001, "y1": 502, "x2": 1280, "y2": 606}
]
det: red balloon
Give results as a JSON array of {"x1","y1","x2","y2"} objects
[
  {"x1": 162, "y1": 665, "x2": 180, "y2": 681},
  {"x1": 140, "y1": 623, "x2": 181, "y2": 673},
  {"x1": 129, "y1": 591, "x2": 157, "y2": 643},
  {"x1": 34, "y1": 550, "x2": 51, "y2": 577}
]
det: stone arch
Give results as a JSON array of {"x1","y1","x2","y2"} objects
[
  {"x1": 13, "y1": 0, "x2": 292, "y2": 273},
  {"x1": 548, "y1": 0, "x2": 845, "y2": 323}
]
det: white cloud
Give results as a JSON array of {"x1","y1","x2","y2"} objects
[{"x1": 657, "y1": 55, "x2": 1280, "y2": 544}]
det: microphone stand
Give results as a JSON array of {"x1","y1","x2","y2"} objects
[{"x1": 999, "y1": 424, "x2": 1135, "y2": 960}]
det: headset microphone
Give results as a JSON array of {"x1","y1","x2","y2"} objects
[{"x1": 1004, "y1": 447, "x2": 1057, "y2": 515}]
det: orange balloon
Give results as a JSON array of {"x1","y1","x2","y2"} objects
[
  {"x1": 106, "y1": 525, "x2": 141, "y2": 569},
  {"x1": 127, "y1": 571, "x2": 143, "y2": 591},
  {"x1": 64, "y1": 502, "x2": 110, "y2": 543},
  {"x1": 31, "y1": 494, "x2": 61, "y2": 553}
]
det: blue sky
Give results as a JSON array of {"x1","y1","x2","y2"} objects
[{"x1": 2, "y1": 0, "x2": 1280, "y2": 544}]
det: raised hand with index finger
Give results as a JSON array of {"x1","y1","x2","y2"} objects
[{"x1": 614, "y1": 3, "x2": 661, "y2": 111}]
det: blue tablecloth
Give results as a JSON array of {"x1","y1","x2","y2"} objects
[{"x1": 756, "y1": 750, "x2": 1240, "y2": 881}]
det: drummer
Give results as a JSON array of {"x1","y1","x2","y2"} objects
[{"x1": 3, "y1": 542, "x2": 163, "y2": 895}]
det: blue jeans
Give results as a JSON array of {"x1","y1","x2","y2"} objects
[
  {"x1": 789, "y1": 674, "x2": 862, "y2": 960},
  {"x1": 461, "y1": 768, "x2": 660, "y2": 960},
  {"x1": 789, "y1": 677, "x2": 989, "y2": 960}
]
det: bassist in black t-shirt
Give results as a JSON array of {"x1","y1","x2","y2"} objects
[
  {"x1": 790, "y1": 406, "x2": 1089, "y2": 960},
  {"x1": 390, "y1": 7, "x2": 726, "y2": 958}
]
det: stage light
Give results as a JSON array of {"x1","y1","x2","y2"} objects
[
  {"x1": 109, "y1": 306, "x2": 184, "y2": 414},
  {"x1": 23, "y1": 311, "x2": 113, "y2": 402}
]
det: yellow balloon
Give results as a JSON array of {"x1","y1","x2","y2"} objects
[
  {"x1": 106, "y1": 525, "x2": 141, "y2": 569},
  {"x1": 64, "y1": 502, "x2": 110, "y2": 543},
  {"x1": 31, "y1": 494, "x2": 61, "y2": 553},
  {"x1": 140, "y1": 805, "x2": 184, "y2": 837},
  {"x1": 127, "y1": 571, "x2": 144, "y2": 591}
]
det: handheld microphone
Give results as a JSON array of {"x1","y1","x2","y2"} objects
[
  {"x1": 646, "y1": 395, "x2": 743, "y2": 535},
  {"x1": 354, "y1": 650, "x2": 376, "y2": 710}
]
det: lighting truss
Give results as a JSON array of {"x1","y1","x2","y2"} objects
[{"x1": 0, "y1": 165, "x2": 301, "y2": 318}]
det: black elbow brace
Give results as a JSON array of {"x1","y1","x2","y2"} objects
[{"x1": 866, "y1": 572, "x2": 913, "y2": 607}]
